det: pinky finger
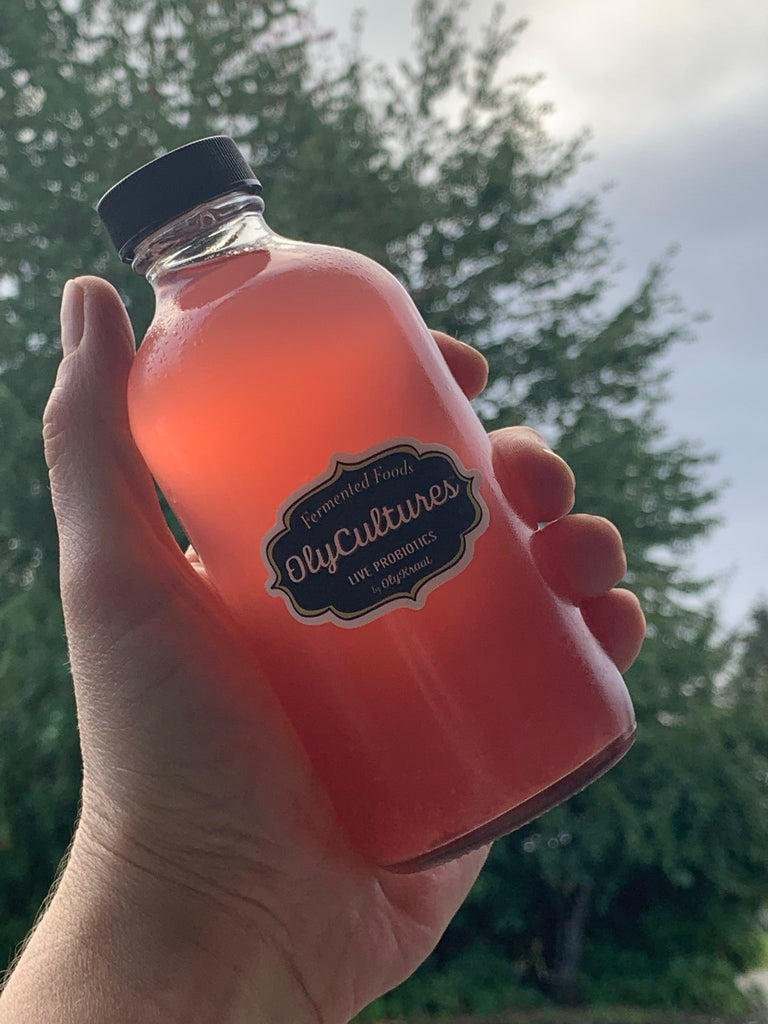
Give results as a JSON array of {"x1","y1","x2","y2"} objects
[{"x1": 581, "y1": 588, "x2": 646, "y2": 673}]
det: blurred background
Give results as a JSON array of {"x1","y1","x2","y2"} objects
[{"x1": 1, "y1": 0, "x2": 767, "y2": 1019}]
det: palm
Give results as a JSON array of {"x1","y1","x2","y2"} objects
[{"x1": 69, "y1": 527, "x2": 485, "y2": 1019}]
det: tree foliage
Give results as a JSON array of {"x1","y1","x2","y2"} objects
[{"x1": 1, "y1": 0, "x2": 764, "y2": 1011}]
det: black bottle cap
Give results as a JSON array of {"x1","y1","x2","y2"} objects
[{"x1": 96, "y1": 136, "x2": 262, "y2": 264}]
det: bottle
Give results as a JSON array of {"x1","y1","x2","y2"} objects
[{"x1": 97, "y1": 136, "x2": 636, "y2": 871}]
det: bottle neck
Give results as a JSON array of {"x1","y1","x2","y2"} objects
[{"x1": 132, "y1": 190, "x2": 271, "y2": 284}]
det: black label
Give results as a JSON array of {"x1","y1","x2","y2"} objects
[{"x1": 262, "y1": 439, "x2": 489, "y2": 627}]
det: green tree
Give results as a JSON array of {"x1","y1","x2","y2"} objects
[
  {"x1": 734, "y1": 603, "x2": 768, "y2": 693},
  {"x1": 1, "y1": 0, "x2": 762, "y2": 1012}
]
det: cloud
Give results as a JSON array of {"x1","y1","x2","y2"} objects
[{"x1": 511, "y1": 0, "x2": 768, "y2": 148}]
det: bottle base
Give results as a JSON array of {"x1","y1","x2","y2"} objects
[{"x1": 384, "y1": 722, "x2": 636, "y2": 873}]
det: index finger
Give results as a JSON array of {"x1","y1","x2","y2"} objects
[{"x1": 431, "y1": 330, "x2": 489, "y2": 400}]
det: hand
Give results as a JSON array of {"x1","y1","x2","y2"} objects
[{"x1": 1, "y1": 278, "x2": 644, "y2": 1024}]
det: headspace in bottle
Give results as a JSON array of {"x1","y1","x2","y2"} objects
[{"x1": 97, "y1": 137, "x2": 636, "y2": 871}]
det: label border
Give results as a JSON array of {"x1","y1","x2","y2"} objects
[{"x1": 261, "y1": 438, "x2": 490, "y2": 628}]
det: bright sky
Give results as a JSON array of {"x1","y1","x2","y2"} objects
[{"x1": 313, "y1": 0, "x2": 768, "y2": 629}]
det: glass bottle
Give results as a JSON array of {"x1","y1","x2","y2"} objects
[{"x1": 97, "y1": 137, "x2": 635, "y2": 870}]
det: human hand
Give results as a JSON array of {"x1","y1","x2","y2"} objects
[{"x1": 1, "y1": 277, "x2": 644, "y2": 1024}]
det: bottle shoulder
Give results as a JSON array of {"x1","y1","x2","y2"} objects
[
  {"x1": 261, "y1": 237, "x2": 403, "y2": 291},
  {"x1": 132, "y1": 237, "x2": 422, "y2": 399},
  {"x1": 148, "y1": 237, "x2": 409, "y2": 326},
  {"x1": 269, "y1": 239, "x2": 415, "y2": 317}
]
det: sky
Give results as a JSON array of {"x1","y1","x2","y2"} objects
[{"x1": 314, "y1": 0, "x2": 768, "y2": 629}]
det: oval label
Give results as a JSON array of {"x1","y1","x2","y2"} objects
[{"x1": 262, "y1": 439, "x2": 490, "y2": 627}]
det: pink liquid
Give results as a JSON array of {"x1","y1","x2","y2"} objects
[{"x1": 128, "y1": 240, "x2": 635, "y2": 869}]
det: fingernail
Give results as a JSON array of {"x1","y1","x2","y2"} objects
[{"x1": 60, "y1": 279, "x2": 85, "y2": 356}]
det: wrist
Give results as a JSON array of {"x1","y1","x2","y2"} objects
[
  {"x1": 2, "y1": 819, "x2": 323, "y2": 1024},
  {"x1": 69, "y1": 820, "x2": 324, "y2": 1024}
]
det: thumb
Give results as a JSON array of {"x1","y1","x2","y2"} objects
[{"x1": 44, "y1": 276, "x2": 186, "y2": 635}]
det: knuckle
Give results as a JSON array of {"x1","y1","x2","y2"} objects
[
  {"x1": 42, "y1": 355, "x2": 84, "y2": 472},
  {"x1": 543, "y1": 447, "x2": 576, "y2": 487},
  {"x1": 489, "y1": 425, "x2": 549, "y2": 451},
  {"x1": 568, "y1": 515, "x2": 627, "y2": 574},
  {"x1": 576, "y1": 514, "x2": 623, "y2": 545},
  {"x1": 515, "y1": 425, "x2": 548, "y2": 445},
  {"x1": 42, "y1": 386, "x2": 70, "y2": 473},
  {"x1": 594, "y1": 516, "x2": 625, "y2": 547}
]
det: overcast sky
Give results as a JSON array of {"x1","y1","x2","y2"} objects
[{"x1": 314, "y1": 0, "x2": 768, "y2": 629}]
